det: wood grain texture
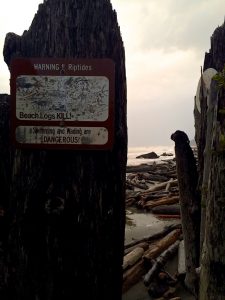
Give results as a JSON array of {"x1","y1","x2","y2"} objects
[
  {"x1": 194, "y1": 21, "x2": 225, "y2": 300},
  {"x1": 2, "y1": 1, "x2": 127, "y2": 299}
]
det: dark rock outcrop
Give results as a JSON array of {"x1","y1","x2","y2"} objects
[{"x1": 136, "y1": 152, "x2": 159, "y2": 159}]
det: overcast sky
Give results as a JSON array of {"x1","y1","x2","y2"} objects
[{"x1": 0, "y1": 0, "x2": 224, "y2": 147}]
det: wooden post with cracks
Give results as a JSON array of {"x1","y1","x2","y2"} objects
[
  {"x1": 171, "y1": 130, "x2": 200, "y2": 298},
  {"x1": 191, "y1": 20, "x2": 225, "y2": 299},
  {"x1": 1, "y1": 1, "x2": 127, "y2": 299},
  {"x1": 198, "y1": 21, "x2": 225, "y2": 300}
]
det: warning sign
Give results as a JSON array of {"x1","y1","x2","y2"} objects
[{"x1": 10, "y1": 58, "x2": 115, "y2": 150}]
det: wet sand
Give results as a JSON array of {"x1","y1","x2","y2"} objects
[{"x1": 125, "y1": 209, "x2": 180, "y2": 245}]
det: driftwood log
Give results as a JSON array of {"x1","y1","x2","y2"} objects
[
  {"x1": 152, "y1": 204, "x2": 180, "y2": 215},
  {"x1": 1, "y1": 1, "x2": 127, "y2": 299},
  {"x1": 171, "y1": 130, "x2": 200, "y2": 297},
  {"x1": 123, "y1": 247, "x2": 144, "y2": 271},
  {"x1": 122, "y1": 260, "x2": 146, "y2": 293},
  {"x1": 124, "y1": 242, "x2": 149, "y2": 256},
  {"x1": 143, "y1": 229, "x2": 181, "y2": 263},
  {"x1": 141, "y1": 180, "x2": 178, "y2": 195},
  {"x1": 143, "y1": 240, "x2": 180, "y2": 287}
]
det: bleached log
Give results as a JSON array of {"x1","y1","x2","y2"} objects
[
  {"x1": 165, "y1": 178, "x2": 176, "y2": 192},
  {"x1": 124, "y1": 242, "x2": 149, "y2": 255},
  {"x1": 178, "y1": 239, "x2": 186, "y2": 276},
  {"x1": 143, "y1": 229, "x2": 181, "y2": 262},
  {"x1": 141, "y1": 180, "x2": 178, "y2": 195},
  {"x1": 123, "y1": 247, "x2": 144, "y2": 270},
  {"x1": 143, "y1": 240, "x2": 180, "y2": 286}
]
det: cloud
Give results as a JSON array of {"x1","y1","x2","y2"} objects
[
  {"x1": 1, "y1": 0, "x2": 224, "y2": 146},
  {"x1": 111, "y1": 0, "x2": 224, "y2": 146},
  {"x1": 113, "y1": 0, "x2": 225, "y2": 53},
  {"x1": 126, "y1": 48, "x2": 200, "y2": 102},
  {"x1": 127, "y1": 89, "x2": 196, "y2": 147},
  {"x1": 0, "y1": 0, "x2": 41, "y2": 93}
]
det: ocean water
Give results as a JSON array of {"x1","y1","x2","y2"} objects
[{"x1": 127, "y1": 145, "x2": 175, "y2": 166}]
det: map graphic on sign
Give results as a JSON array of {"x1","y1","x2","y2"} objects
[{"x1": 16, "y1": 75, "x2": 109, "y2": 121}]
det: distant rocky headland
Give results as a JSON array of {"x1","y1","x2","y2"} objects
[{"x1": 136, "y1": 151, "x2": 173, "y2": 159}]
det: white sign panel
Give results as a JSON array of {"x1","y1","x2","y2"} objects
[
  {"x1": 16, "y1": 75, "x2": 109, "y2": 122},
  {"x1": 15, "y1": 126, "x2": 108, "y2": 145}
]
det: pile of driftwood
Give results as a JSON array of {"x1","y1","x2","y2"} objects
[
  {"x1": 126, "y1": 159, "x2": 181, "y2": 219},
  {"x1": 123, "y1": 223, "x2": 186, "y2": 299},
  {"x1": 123, "y1": 158, "x2": 190, "y2": 299}
]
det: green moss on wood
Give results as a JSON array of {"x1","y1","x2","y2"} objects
[
  {"x1": 218, "y1": 108, "x2": 225, "y2": 115},
  {"x1": 219, "y1": 133, "x2": 225, "y2": 150},
  {"x1": 213, "y1": 65, "x2": 225, "y2": 89}
]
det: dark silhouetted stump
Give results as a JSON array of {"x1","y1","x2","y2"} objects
[{"x1": 2, "y1": 1, "x2": 127, "y2": 299}]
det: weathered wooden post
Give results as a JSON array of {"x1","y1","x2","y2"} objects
[
  {"x1": 171, "y1": 130, "x2": 200, "y2": 297},
  {"x1": 197, "y1": 21, "x2": 225, "y2": 300},
  {"x1": 2, "y1": 0, "x2": 127, "y2": 299}
]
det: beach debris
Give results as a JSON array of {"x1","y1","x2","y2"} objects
[
  {"x1": 143, "y1": 240, "x2": 180, "y2": 286},
  {"x1": 143, "y1": 196, "x2": 180, "y2": 210},
  {"x1": 143, "y1": 229, "x2": 181, "y2": 263},
  {"x1": 124, "y1": 156, "x2": 187, "y2": 298},
  {"x1": 124, "y1": 242, "x2": 149, "y2": 255},
  {"x1": 122, "y1": 227, "x2": 182, "y2": 294}
]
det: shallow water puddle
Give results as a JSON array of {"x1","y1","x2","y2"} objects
[{"x1": 125, "y1": 210, "x2": 179, "y2": 244}]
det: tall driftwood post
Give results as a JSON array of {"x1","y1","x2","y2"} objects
[
  {"x1": 1, "y1": 1, "x2": 127, "y2": 299},
  {"x1": 197, "y1": 21, "x2": 225, "y2": 300},
  {"x1": 171, "y1": 130, "x2": 200, "y2": 297}
]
